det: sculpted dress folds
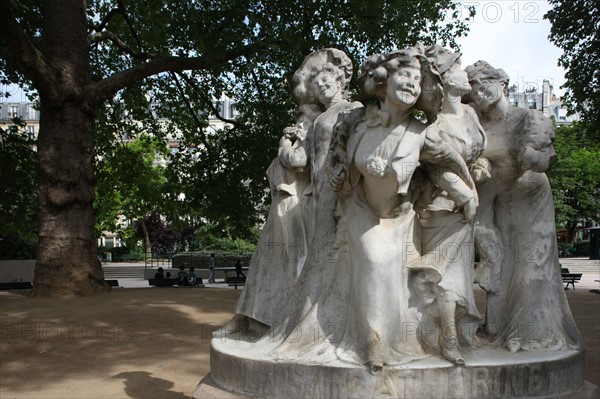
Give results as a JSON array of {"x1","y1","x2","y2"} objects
[
  {"x1": 205, "y1": 46, "x2": 586, "y2": 399},
  {"x1": 233, "y1": 49, "x2": 360, "y2": 329},
  {"x1": 264, "y1": 47, "x2": 481, "y2": 372},
  {"x1": 465, "y1": 61, "x2": 582, "y2": 351},
  {"x1": 412, "y1": 45, "x2": 486, "y2": 365},
  {"x1": 217, "y1": 48, "x2": 582, "y2": 376}
]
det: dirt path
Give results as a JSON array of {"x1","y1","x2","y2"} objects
[
  {"x1": 1, "y1": 288, "x2": 238, "y2": 399},
  {"x1": 1, "y1": 287, "x2": 598, "y2": 398}
]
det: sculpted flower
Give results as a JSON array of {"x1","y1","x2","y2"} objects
[{"x1": 366, "y1": 155, "x2": 387, "y2": 177}]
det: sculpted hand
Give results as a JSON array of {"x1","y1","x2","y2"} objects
[
  {"x1": 471, "y1": 157, "x2": 491, "y2": 184},
  {"x1": 329, "y1": 163, "x2": 346, "y2": 192},
  {"x1": 455, "y1": 197, "x2": 477, "y2": 223},
  {"x1": 283, "y1": 126, "x2": 302, "y2": 140}
]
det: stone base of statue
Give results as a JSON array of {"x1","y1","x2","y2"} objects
[
  {"x1": 192, "y1": 338, "x2": 588, "y2": 399},
  {"x1": 192, "y1": 377, "x2": 598, "y2": 399}
]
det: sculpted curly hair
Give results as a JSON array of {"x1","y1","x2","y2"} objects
[
  {"x1": 292, "y1": 48, "x2": 353, "y2": 109},
  {"x1": 357, "y1": 47, "x2": 443, "y2": 123}
]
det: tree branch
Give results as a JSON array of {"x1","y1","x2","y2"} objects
[
  {"x1": 116, "y1": 0, "x2": 144, "y2": 53},
  {"x1": 176, "y1": 72, "x2": 237, "y2": 126},
  {"x1": 0, "y1": 0, "x2": 59, "y2": 97},
  {"x1": 94, "y1": 7, "x2": 120, "y2": 32},
  {"x1": 169, "y1": 72, "x2": 213, "y2": 161},
  {"x1": 88, "y1": 31, "x2": 157, "y2": 59},
  {"x1": 87, "y1": 41, "x2": 271, "y2": 107}
]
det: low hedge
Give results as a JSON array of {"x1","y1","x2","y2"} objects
[
  {"x1": 172, "y1": 250, "x2": 254, "y2": 270},
  {"x1": 0, "y1": 235, "x2": 37, "y2": 260}
]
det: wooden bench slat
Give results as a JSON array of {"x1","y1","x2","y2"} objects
[
  {"x1": 225, "y1": 276, "x2": 246, "y2": 289},
  {"x1": 148, "y1": 278, "x2": 204, "y2": 287},
  {"x1": 0, "y1": 282, "x2": 33, "y2": 290},
  {"x1": 148, "y1": 278, "x2": 178, "y2": 287},
  {"x1": 561, "y1": 273, "x2": 582, "y2": 290}
]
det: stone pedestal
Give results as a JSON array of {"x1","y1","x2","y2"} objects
[
  {"x1": 193, "y1": 338, "x2": 587, "y2": 399},
  {"x1": 192, "y1": 376, "x2": 596, "y2": 399}
]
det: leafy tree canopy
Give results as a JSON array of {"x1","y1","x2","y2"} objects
[
  {"x1": 547, "y1": 122, "x2": 600, "y2": 241},
  {"x1": 94, "y1": 135, "x2": 167, "y2": 236},
  {"x1": 0, "y1": 0, "x2": 474, "y2": 296},
  {"x1": 545, "y1": 0, "x2": 600, "y2": 138},
  {"x1": 2, "y1": 0, "x2": 475, "y2": 243},
  {"x1": 0, "y1": 120, "x2": 38, "y2": 259}
]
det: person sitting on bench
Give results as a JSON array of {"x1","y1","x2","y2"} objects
[
  {"x1": 235, "y1": 259, "x2": 246, "y2": 278},
  {"x1": 188, "y1": 268, "x2": 198, "y2": 285},
  {"x1": 177, "y1": 266, "x2": 189, "y2": 286}
]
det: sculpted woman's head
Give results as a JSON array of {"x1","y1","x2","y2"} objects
[
  {"x1": 464, "y1": 60, "x2": 510, "y2": 112},
  {"x1": 292, "y1": 48, "x2": 353, "y2": 110},
  {"x1": 312, "y1": 62, "x2": 346, "y2": 107},
  {"x1": 358, "y1": 47, "x2": 443, "y2": 122},
  {"x1": 425, "y1": 44, "x2": 470, "y2": 97}
]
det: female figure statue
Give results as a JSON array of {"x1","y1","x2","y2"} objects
[
  {"x1": 413, "y1": 45, "x2": 487, "y2": 365},
  {"x1": 226, "y1": 48, "x2": 359, "y2": 333},
  {"x1": 465, "y1": 60, "x2": 582, "y2": 351},
  {"x1": 333, "y1": 48, "x2": 442, "y2": 372},
  {"x1": 268, "y1": 47, "x2": 451, "y2": 374}
]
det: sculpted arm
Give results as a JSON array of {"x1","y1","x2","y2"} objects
[
  {"x1": 278, "y1": 126, "x2": 308, "y2": 172},
  {"x1": 517, "y1": 110, "x2": 557, "y2": 173},
  {"x1": 421, "y1": 129, "x2": 478, "y2": 220}
]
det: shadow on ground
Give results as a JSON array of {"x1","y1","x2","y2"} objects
[
  {"x1": 0, "y1": 287, "x2": 240, "y2": 398},
  {"x1": 1, "y1": 286, "x2": 598, "y2": 398},
  {"x1": 112, "y1": 371, "x2": 189, "y2": 399}
]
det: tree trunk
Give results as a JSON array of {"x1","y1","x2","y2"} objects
[
  {"x1": 32, "y1": 100, "x2": 109, "y2": 297},
  {"x1": 31, "y1": 0, "x2": 108, "y2": 297},
  {"x1": 567, "y1": 219, "x2": 578, "y2": 244},
  {"x1": 139, "y1": 219, "x2": 153, "y2": 260}
]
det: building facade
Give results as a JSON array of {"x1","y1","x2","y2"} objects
[
  {"x1": 508, "y1": 80, "x2": 579, "y2": 124},
  {"x1": 0, "y1": 101, "x2": 40, "y2": 139}
]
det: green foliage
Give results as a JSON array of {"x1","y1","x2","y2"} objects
[
  {"x1": 547, "y1": 122, "x2": 600, "y2": 230},
  {"x1": 5, "y1": 0, "x2": 475, "y2": 246},
  {"x1": 545, "y1": 0, "x2": 600, "y2": 137},
  {"x1": 0, "y1": 123, "x2": 37, "y2": 244},
  {"x1": 86, "y1": 0, "x2": 474, "y2": 240},
  {"x1": 557, "y1": 241, "x2": 573, "y2": 255},
  {"x1": 98, "y1": 245, "x2": 144, "y2": 261},
  {"x1": 94, "y1": 136, "x2": 168, "y2": 237},
  {"x1": 194, "y1": 223, "x2": 258, "y2": 252},
  {"x1": 0, "y1": 234, "x2": 37, "y2": 260},
  {"x1": 172, "y1": 250, "x2": 253, "y2": 270}
]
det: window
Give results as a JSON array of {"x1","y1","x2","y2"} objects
[
  {"x1": 10, "y1": 105, "x2": 19, "y2": 118},
  {"x1": 230, "y1": 103, "x2": 239, "y2": 118},
  {"x1": 26, "y1": 125, "x2": 35, "y2": 139},
  {"x1": 26, "y1": 105, "x2": 37, "y2": 120}
]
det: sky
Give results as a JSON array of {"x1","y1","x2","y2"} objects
[
  {"x1": 2, "y1": 1, "x2": 567, "y2": 101},
  {"x1": 454, "y1": 0, "x2": 566, "y2": 95}
]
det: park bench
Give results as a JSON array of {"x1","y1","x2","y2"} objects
[
  {"x1": 0, "y1": 282, "x2": 33, "y2": 290},
  {"x1": 148, "y1": 278, "x2": 178, "y2": 287},
  {"x1": 214, "y1": 267, "x2": 249, "y2": 283},
  {"x1": 105, "y1": 279, "x2": 119, "y2": 287},
  {"x1": 561, "y1": 268, "x2": 583, "y2": 290},
  {"x1": 148, "y1": 277, "x2": 204, "y2": 287},
  {"x1": 226, "y1": 276, "x2": 246, "y2": 289}
]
